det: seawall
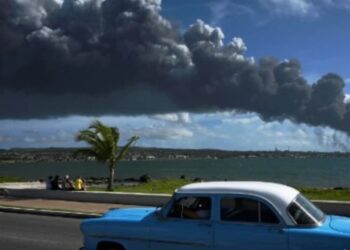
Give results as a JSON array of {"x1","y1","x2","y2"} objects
[{"x1": 3, "y1": 188, "x2": 350, "y2": 217}]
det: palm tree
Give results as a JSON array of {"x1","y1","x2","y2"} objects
[{"x1": 75, "y1": 120, "x2": 139, "y2": 191}]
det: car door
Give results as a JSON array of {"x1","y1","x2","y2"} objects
[
  {"x1": 214, "y1": 196, "x2": 288, "y2": 250},
  {"x1": 149, "y1": 195, "x2": 213, "y2": 250}
]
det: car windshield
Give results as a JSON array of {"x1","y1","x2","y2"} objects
[{"x1": 288, "y1": 194, "x2": 325, "y2": 226}]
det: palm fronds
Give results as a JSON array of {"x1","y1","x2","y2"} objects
[{"x1": 75, "y1": 120, "x2": 139, "y2": 191}]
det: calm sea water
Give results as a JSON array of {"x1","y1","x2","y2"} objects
[{"x1": 1, "y1": 157, "x2": 350, "y2": 187}]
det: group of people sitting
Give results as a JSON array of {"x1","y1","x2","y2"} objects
[{"x1": 46, "y1": 175, "x2": 86, "y2": 191}]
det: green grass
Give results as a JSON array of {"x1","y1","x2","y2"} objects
[
  {"x1": 2, "y1": 176, "x2": 350, "y2": 201},
  {"x1": 113, "y1": 179, "x2": 191, "y2": 194},
  {"x1": 91, "y1": 179, "x2": 350, "y2": 201},
  {"x1": 90, "y1": 179, "x2": 191, "y2": 194},
  {"x1": 0, "y1": 176, "x2": 22, "y2": 183},
  {"x1": 301, "y1": 188, "x2": 350, "y2": 201}
]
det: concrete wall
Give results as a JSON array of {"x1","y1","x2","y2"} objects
[
  {"x1": 314, "y1": 200, "x2": 350, "y2": 217},
  {"x1": 5, "y1": 189, "x2": 171, "y2": 206},
  {"x1": 4, "y1": 189, "x2": 350, "y2": 216}
]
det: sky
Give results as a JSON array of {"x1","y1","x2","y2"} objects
[{"x1": 1, "y1": 0, "x2": 350, "y2": 151}]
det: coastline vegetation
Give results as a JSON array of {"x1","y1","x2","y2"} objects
[
  {"x1": 89, "y1": 179, "x2": 350, "y2": 201},
  {"x1": 300, "y1": 188, "x2": 350, "y2": 201},
  {"x1": 1, "y1": 176, "x2": 350, "y2": 201},
  {"x1": 0, "y1": 176, "x2": 22, "y2": 183},
  {"x1": 115, "y1": 179, "x2": 190, "y2": 194},
  {"x1": 75, "y1": 120, "x2": 139, "y2": 191},
  {"x1": 2, "y1": 147, "x2": 350, "y2": 164}
]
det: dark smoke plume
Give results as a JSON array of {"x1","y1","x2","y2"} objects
[{"x1": 1, "y1": 0, "x2": 350, "y2": 136}]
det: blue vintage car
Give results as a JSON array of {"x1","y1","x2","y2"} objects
[{"x1": 80, "y1": 181, "x2": 350, "y2": 250}]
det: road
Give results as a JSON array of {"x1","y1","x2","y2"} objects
[{"x1": 0, "y1": 212, "x2": 83, "y2": 250}]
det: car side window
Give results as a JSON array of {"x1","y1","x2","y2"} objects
[
  {"x1": 260, "y1": 202, "x2": 280, "y2": 224},
  {"x1": 287, "y1": 195, "x2": 324, "y2": 226},
  {"x1": 168, "y1": 196, "x2": 211, "y2": 220},
  {"x1": 288, "y1": 202, "x2": 315, "y2": 225},
  {"x1": 221, "y1": 197, "x2": 279, "y2": 224}
]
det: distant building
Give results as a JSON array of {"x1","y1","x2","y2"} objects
[
  {"x1": 131, "y1": 154, "x2": 142, "y2": 161},
  {"x1": 175, "y1": 154, "x2": 188, "y2": 160},
  {"x1": 146, "y1": 155, "x2": 156, "y2": 160},
  {"x1": 87, "y1": 156, "x2": 96, "y2": 161}
]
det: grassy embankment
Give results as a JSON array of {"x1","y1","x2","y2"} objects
[
  {"x1": 0, "y1": 176, "x2": 22, "y2": 183},
  {"x1": 2, "y1": 176, "x2": 350, "y2": 201},
  {"x1": 90, "y1": 179, "x2": 350, "y2": 201},
  {"x1": 90, "y1": 179, "x2": 191, "y2": 194},
  {"x1": 300, "y1": 188, "x2": 350, "y2": 201}
]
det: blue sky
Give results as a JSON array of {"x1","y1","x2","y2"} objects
[
  {"x1": 163, "y1": 0, "x2": 350, "y2": 83},
  {"x1": 1, "y1": 0, "x2": 350, "y2": 151}
]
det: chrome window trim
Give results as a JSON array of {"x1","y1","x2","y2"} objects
[{"x1": 286, "y1": 195, "x2": 325, "y2": 228}]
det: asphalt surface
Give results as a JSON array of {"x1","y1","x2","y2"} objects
[
  {"x1": 0, "y1": 197, "x2": 137, "y2": 214},
  {"x1": 0, "y1": 212, "x2": 83, "y2": 250}
]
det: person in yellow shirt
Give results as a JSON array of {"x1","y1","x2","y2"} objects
[{"x1": 74, "y1": 176, "x2": 85, "y2": 191}]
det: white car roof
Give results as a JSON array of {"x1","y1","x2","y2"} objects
[{"x1": 176, "y1": 181, "x2": 300, "y2": 225}]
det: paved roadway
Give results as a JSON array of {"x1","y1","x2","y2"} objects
[{"x1": 0, "y1": 212, "x2": 83, "y2": 250}]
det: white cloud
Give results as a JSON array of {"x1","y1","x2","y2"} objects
[
  {"x1": 260, "y1": 0, "x2": 350, "y2": 18},
  {"x1": 178, "y1": 113, "x2": 191, "y2": 124},
  {"x1": 194, "y1": 125, "x2": 230, "y2": 140},
  {"x1": 222, "y1": 113, "x2": 261, "y2": 126},
  {"x1": 151, "y1": 112, "x2": 191, "y2": 124},
  {"x1": 345, "y1": 94, "x2": 350, "y2": 103},
  {"x1": 52, "y1": 0, "x2": 64, "y2": 5},
  {"x1": 260, "y1": 0, "x2": 317, "y2": 17},
  {"x1": 207, "y1": 0, "x2": 350, "y2": 26},
  {"x1": 0, "y1": 112, "x2": 347, "y2": 151},
  {"x1": 21, "y1": 129, "x2": 73, "y2": 145},
  {"x1": 135, "y1": 126, "x2": 193, "y2": 140},
  {"x1": 210, "y1": 0, "x2": 255, "y2": 25},
  {"x1": 24, "y1": 136, "x2": 36, "y2": 143}
]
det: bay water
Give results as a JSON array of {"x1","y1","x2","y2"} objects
[{"x1": 1, "y1": 157, "x2": 350, "y2": 187}]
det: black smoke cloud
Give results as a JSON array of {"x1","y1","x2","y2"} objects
[{"x1": 1, "y1": 0, "x2": 350, "y2": 135}]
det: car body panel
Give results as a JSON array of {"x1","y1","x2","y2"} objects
[
  {"x1": 330, "y1": 215, "x2": 350, "y2": 234},
  {"x1": 102, "y1": 207, "x2": 156, "y2": 222},
  {"x1": 288, "y1": 216, "x2": 350, "y2": 249},
  {"x1": 148, "y1": 193, "x2": 214, "y2": 250},
  {"x1": 214, "y1": 222, "x2": 288, "y2": 250},
  {"x1": 81, "y1": 208, "x2": 156, "y2": 250},
  {"x1": 149, "y1": 218, "x2": 213, "y2": 250},
  {"x1": 80, "y1": 182, "x2": 350, "y2": 250}
]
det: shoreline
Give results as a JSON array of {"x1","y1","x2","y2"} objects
[
  {"x1": 2, "y1": 147, "x2": 350, "y2": 165},
  {"x1": 1, "y1": 157, "x2": 350, "y2": 189},
  {"x1": 2, "y1": 180, "x2": 350, "y2": 202}
]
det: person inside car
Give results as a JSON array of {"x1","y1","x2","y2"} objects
[{"x1": 182, "y1": 198, "x2": 211, "y2": 219}]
